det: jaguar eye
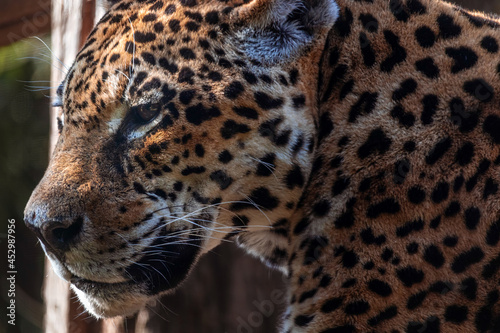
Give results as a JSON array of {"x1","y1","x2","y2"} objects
[{"x1": 132, "y1": 103, "x2": 161, "y2": 124}]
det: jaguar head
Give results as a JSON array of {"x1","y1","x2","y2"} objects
[{"x1": 24, "y1": 0, "x2": 337, "y2": 317}]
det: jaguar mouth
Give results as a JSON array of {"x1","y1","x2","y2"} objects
[
  {"x1": 71, "y1": 276, "x2": 131, "y2": 291},
  {"x1": 70, "y1": 229, "x2": 203, "y2": 316}
]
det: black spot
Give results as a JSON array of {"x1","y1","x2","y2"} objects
[
  {"x1": 360, "y1": 227, "x2": 386, "y2": 245},
  {"x1": 285, "y1": 165, "x2": 304, "y2": 189},
  {"x1": 232, "y1": 215, "x2": 249, "y2": 227},
  {"x1": 165, "y1": 4, "x2": 176, "y2": 14},
  {"x1": 445, "y1": 305, "x2": 468, "y2": 323},
  {"x1": 341, "y1": 250, "x2": 359, "y2": 268},
  {"x1": 321, "y1": 297, "x2": 344, "y2": 313},
  {"x1": 318, "y1": 113, "x2": 334, "y2": 143},
  {"x1": 334, "y1": 205, "x2": 355, "y2": 229},
  {"x1": 220, "y1": 120, "x2": 250, "y2": 139},
  {"x1": 256, "y1": 153, "x2": 276, "y2": 177},
  {"x1": 339, "y1": 80, "x2": 355, "y2": 100},
  {"x1": 381, "y1": 30, "x2": 407, "y2": 72},
  {"x1": 451, "y1": 247, "x2": 484, "y2": 273},
  {"x1": 295, "y1": 315, "x2": 314, "y2": 327},
  {"x1": 332, "y1": 176, "x2": 350, "y2": 196},
  {"x1": 368, "y1": 279, "x2": 392, "y2": 297},
  {"x1": 335, "y1": 7, "x2": 354, "y2": 37},
  {"x1": 431, "y1": 182, "x2": 449, "y2": 203},
  {"x1": 393, "y1": 79, "x2": 417, "y2": 101},
  {"x1": 367, "y1": 306, "x2": 398, "y2": 327},
  {"x1": 133, "y1": 182, "x2": 146, "y2": 194},
  {"x1": 449, "y1": 97, "x2": 479, "y2": 133},
  {"x1": 443, "y1": 236, "x2": 458, "y2": 247},
  {"x1": 109, "y1": 53, "x2": 120, "y2": 63},
  {"x1": 483, "y1": 177, "x2": 498, "y2": 200},
  {"x1": 407, "y1": 291, "x2": 428, "y2": 310},
  {"x1": 482, "y1": 253, "x2": 500, "y2": 279},
  {"x1": 464, "y1": 78, "x2": 494, "y2": 103},
  {"x1": 429, "y1": 281, "x2": 453, "y2": 294},
  {"x1": 359, "y1": 13, "x2": 378, "y2": 32},
  {"x1": 407, "y1": 242, "x2": 419, "y2": 254},
  {"x1": 159, "y1": 58, "x2": 178, "y2": 73},
  {"x1": 179, "y1": 89, "x2": 196, "y2": 105},
  {"x1": 390, "y1": 105, "x2": 415, "y2": 128},
  {"x1": 464, "y1": 207, "x2": 480, "y2": 230},
  {"x1": 185, "y1": 103, "x2": 220, "y2": 125},
  {"x1": 416, "y1": 58, "x2": 440, "y2": 79},
  {"x1": 359, "y1": 32, "x2": 376, "y2": 67},
  {"x1": 313, "y1": 200, "x2": 331, "y2": 217},
  {"x1": 444, "y1": 201, "x2": 461, "y2": 217},
  {"x1": 168, "y1": 19, "x2": 181, "y2": 33},
  {"x1": 224, "y1": 81, "x2": 245, "y2": 100},
  {"x1": 415, "y1": 26, "x2": 435, "y2": 48},
  {"x1": 205, "y1": 11, "x2": 219, "y2": 24},
  {"x1": 233, "y1": 106, "x2": 258, "y2": 120},
  {"x1": 389, "y1": 0, "x2": 409, "y2": 22},
  {"x1": 408, "y1": 186, "x2": 426, "y2": 204},
  {"x1": 173, "y1": 181, "x2": 183, "y2": 191},
  {"x1": 134, "y1": 31, "x2": 156, "y2": 43},
  {"x1": 438, "y1": 14, "x2": 462, "y2": 39},
  {"x1": 460, "y1": 277, "x2": 477, "y2": 300},
  {"x1": 481, "y1": 36, "x2": 499, "y2": 53},
  {"x1": 179, "y1": 0, "x2": 197, "y2": 7},
  {"x1": 357, "y1": 128, "x2": 392, "y2": 159},
  {"x1": 348, "y1": 92, "x2": 378, "y2": 123},
  {"x1": 254, "y1": 92, "x2": 283, "y2": 110},
  {"x1": 323, "y1": 64, "x2": 348, "y2": 102},
  {"x1": 425, "y1": 137, "x2": 451, "y2": 165},
  {"x1": 396, "y1": 219, "x2": 424, "y2": 237},
  {"x1": 341, "y1": 278, "x2": 356, "y2": 288},
  {"x1": 486, "y1": 219, "x2": 500, "y2": 246},
  {"x1": 423, "y1": 245, "x2": 445, "y2": 268},
  {"x1": 179, "y1": 47, "x2": 195, "y2": 60},
  {"x1": 243, "y1": 71, "x2": 258, "y2": 84},
  {"x1": 445, "y1": 47, "x2": 478, "y2": 73},
  {"x1": 177, "y1": 67, "x2": 195, "y2": 84},
  {"x1": 407, "y1": 0, "x2": 426, "y2": 14},
  {"x1": 153, "y1": 22, "x2": 164, "y2": 32},
  {"x1": 483, "y1": 115, "x2": 500, "y2": 143},
  {"x1": 181, "y1": 166, "x2": 206, "y2": 176},
  {"x1": 209, "y1": 170, "x2": 233, "y2": 190},
  {"x1": 293, "y1": 218, "x2": 310, "y2": 235},
  {"x1": 381, "y1": 248, "x2": 393, "y2": 261},
  {"x1": 303, "y1": 236, "x2": 328, "y2": 265},
  {"x1": 292, "y1": 95, "x2": 306, "y2": 109},
  {"x1": 407, "y1": 316, "x2": 440, "y2": 333},
  {"x1": 231, "y1": 187, "x2": 279, "y2": 211},
  {"x1": 344, "y1": 300, "x2": 370, "y2": 315},
  {"x1": 455, "y1": 142, "x2": 474, "y2": 166},
  {"x1": 396, "y1": 266, "x2": 424, "y2": 287},
  {"x1": 367, "y1": 198, "x2": 401, "y2": 218}
]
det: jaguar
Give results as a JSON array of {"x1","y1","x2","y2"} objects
[{"x1": 25, "y1": 0, "x2": 500, "y2": 331}]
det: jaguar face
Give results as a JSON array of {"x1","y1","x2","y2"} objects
[{"x1": 24, "y1": 0, "x2": 335, "y2": 317}]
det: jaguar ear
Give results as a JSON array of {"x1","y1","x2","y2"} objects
[
  {"x1": 98, "y1": 0, "x2": 123, "y2": 12},
  {"x1": 232, "y1": 0, "x2": 339, "y2": 64}
]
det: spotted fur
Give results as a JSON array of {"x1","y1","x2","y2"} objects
[{"x1": 25, "y1": 0, "x2": 500, "y2": 331}]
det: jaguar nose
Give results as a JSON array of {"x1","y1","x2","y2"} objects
[{"x1": 25, "y1": 212, "x2": 84, "y2": 254}]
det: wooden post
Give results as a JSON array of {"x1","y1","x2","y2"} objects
[{"x1": 47, "y1": 1, "x2": 104, "y2": 332}]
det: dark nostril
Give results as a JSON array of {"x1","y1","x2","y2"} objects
[{"x1": 42, "y1": 217, "x2": 84, "y2": 252}]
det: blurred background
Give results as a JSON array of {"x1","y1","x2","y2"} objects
[{"x1": 0, "y1": 0, "x2": 499, "y2": 332}]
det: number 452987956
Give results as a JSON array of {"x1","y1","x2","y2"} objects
[{"x1": 7, "y1": 219, "x2": 15, "y2": 271}]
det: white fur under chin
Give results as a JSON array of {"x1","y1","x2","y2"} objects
[{"x1": 72, "y1": 284, "x2": 149, "y2": 318}]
